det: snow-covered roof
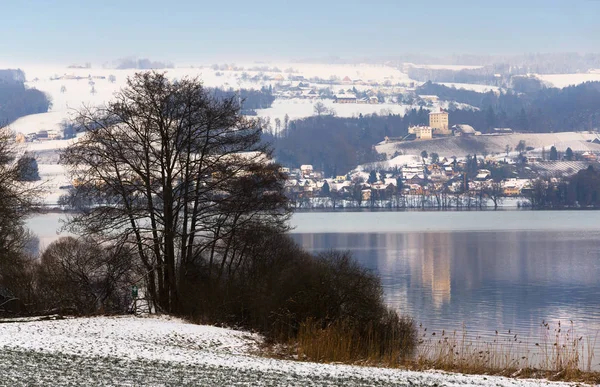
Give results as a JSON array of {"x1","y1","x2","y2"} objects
[{"x1": 453, "y1": 124, "x2": 476, "y2": 134}]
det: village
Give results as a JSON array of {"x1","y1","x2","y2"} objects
[{"x1": 282, "y1": 109, "x2": 600, "y2": 209}]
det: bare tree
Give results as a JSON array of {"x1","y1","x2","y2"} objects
[
  {"x1": 313, "y1": 101, "x2": 327, "y2": 116},
  {"x1": 38, "y1": 237, "x2": 134, "y2": 314},
  {"x1": 0, "y1": 128, "x2": 42, "y2": 314},
  {"x1": 274, "y1": 117, "x2": 281, "y2": 132},
  {"x1": 484, "y1": 181, "x2": 504, "y2": 210},
  {"x1": 61, "y1": 72, "x2": 290, "y2": 313}
]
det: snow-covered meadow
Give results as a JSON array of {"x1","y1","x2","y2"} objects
[
  {"x1": 0, "y1": 315, "x2": 586, "y2": 386},
  {"x1": 535, "y1": 72, "x2": 600, "y2": 88}
]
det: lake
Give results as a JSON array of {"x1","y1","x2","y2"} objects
[
  {"x1": 290, "y1": 211, "x2": 600, "y2": 369},
  {"x1": 27, "y1": 210, "x2": 600, "y2": 368}
]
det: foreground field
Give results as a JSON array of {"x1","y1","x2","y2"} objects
[{"x1": 0, "y1": 315, "x2": 586, "y2": 386}]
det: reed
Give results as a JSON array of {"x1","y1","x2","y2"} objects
[
  {"x1": 269, "y1": 319, "x2": 600, "y2": 383},
  {"x1": 290, "y1": 313, "x2": 416, "y2": 366},
  {"x1": 412, "y1": 321, "x2": 599, "y2": 382}
]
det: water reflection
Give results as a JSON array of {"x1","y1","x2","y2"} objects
[{"x1": 293, "y1": 230, "x2": 600, "y2": 356}]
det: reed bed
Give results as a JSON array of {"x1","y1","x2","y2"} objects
[
  {"x1": 413, "y1": 321, "x2": 599, "y2": 382},
  {"x1": 275, "y1": 319, "x2": 600, "y2": 384}
]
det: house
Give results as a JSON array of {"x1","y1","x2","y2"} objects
[
  {"x1": 452, "y1": 124, "x2": 478, "y2": 136},
  {"x1": 408, "y1": 125, "x2": 433, "y2": 140},
  {"x1": 402, "y1": 164, "x2": 424, "y2": 177},
  {"x1": 493, "y1": 127, "x2": 513, "y2": 134},
  {"x1": 48, "y1": 130, "x2": 61, "y2": 140},
  {"x1": 334, "y1": 94, "x2": 357, "y2": 104},
  {"x1": 342, "y1": 76, "x2": 353, "y2": 84},
  {"x1": 581, "y1": 151, "x2": 597, "y2": 162},
  {"x1": 36, "y1": 130, "x2": 49, "y2": 140},
  {"x1": 301, "y1": 89, "x2": 319, "y2": 99},
  {"x1": 526, "y1": 156, "x2": 543, "y2": 163},
  {"x1": 300, "y1": 165, "x2": 313, "y2": 177},
  {"x1": 429, "y1": 109, "x2": 450, "y2": 135},
  {"x1": 369, "y1": 96, "x2": 379, "y2": 104},
  {"x1": 475, "y1": 169, "x2": 491, "y2": 181},
  {"x1": 502, "y1": 179, "x2": 523, "y2": 196}
]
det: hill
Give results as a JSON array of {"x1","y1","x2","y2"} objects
[{"x1": 376, "y1": 132, "x2": 600, "y2": 158}]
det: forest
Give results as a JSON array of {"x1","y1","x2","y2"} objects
[
  {"x1": 0, "y1": 69, "x2": 51, "y2": 125},
  {"x1": 267, "y1": 82, "x2": 600, "y2": 175},
  {"x1": 264, "y1": 109, "x2": 430, "y2": 176},
  {"x1": 418, "y1": 81, "x2": 600, "y2": 132}
]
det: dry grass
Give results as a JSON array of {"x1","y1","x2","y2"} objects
[
  {"x1": 283, "y1": 315, "x2": 416, "y2": 367},
  {"x1": 266, "y1": 320, "x2": 600, "y2": 385},
  {"x1": 410, "y1": 321, "x2": 600, "y2": 384}
]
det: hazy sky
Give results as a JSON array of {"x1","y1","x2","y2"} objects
[{"x1": 2, "y1": 0, "x2": 599, "y2": 65}]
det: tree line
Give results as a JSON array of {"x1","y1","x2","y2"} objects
[
  {"x1": 264, "y1": 109, "x2": 430, "y2": 176},
  {"x1": 418, "y1": 81, "x2": 600, "y2": 132},
  {"x1": 527, "y1": 166, "x2": 600, "y2": 209},
  {"x1": 0, "y1": 69, "x2": 51, "y2": 125}
]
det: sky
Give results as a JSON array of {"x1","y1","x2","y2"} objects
[{"x1": 1, "y1": 0, "x2": 599, "y2": 65}]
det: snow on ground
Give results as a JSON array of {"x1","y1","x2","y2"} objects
[
  {"x1": 271, "y1": 62, "x2": 411, "y2": 82},
  {"x1": 405, "y1": 63, "x2": 484, "y2": 71},
  {"x1": 356, "y1": 155, "x2": 421, "y2": 172},
  {"x1": 535, "y1": 73, "x2": 600, "y2": 88},
  {"x1": 8, "y1": 111, "x2": 74, "y2": 135},
  {"x1": 377, "y1": 132, "x2": 600, "y2": 159},
  {"x1": 438, "y1": 82, "x2": 501, "y2": 93},
  {"x1": 256, "y1": 99, "x2": 415, "y2": 123},
  {"x1": 9, "y1": 63, "x2": 414, "y2": 136},
  {"x1": 0, "y1": 315, "x2": 583, "y2": 386}
]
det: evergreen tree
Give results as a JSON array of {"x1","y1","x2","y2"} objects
[
  {"x1": 549, "y1": 146, "x2": 558, "y2": 161},
  {"x1": 485, "y1": 106, "x2": 496, "y2": 130},
  {"x1": 321, "y1": 180, "x2": 330, "y2": 196},
  {"x1": 566, "y1": 147, "x2": 574, "y2": 161},
  {"x1": 367, "y1": 170, "x2": 378, "y2": 184},
  {"x1": 16, "y1": 155, "x2": 40, "y2": 181}
]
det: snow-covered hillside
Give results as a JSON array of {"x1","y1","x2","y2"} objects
[
  {"x1": 377, "y1": 132, "x2": 600, "y2": 159},
  {"x1": 7, "y1": 63, "x2": 413, "y2": 136},
  {"x1": 535, "y1": 73, "x2": 600, "y2": 88},
  {"x1": 0, "y1": 315, "x2": 584, "y2": 386}
]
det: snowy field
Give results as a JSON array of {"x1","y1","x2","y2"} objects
[
  {"x1": 438, "y1": 82, "x2": 501, "y2": 93},
  {"x1": 0, "y1": 315, "x2": 583, "y2": 386},
  {"x1": 256, "y1": 99, "x2": 415, "y2": 123},
  {"x1": 5, "y1": 63, "x2": 414, "y2": 136},
  {"x1": 535, "y1": 73, "x2": 600, "y2": 88},
  {"x1": 404, "y1": 63, "x2": 484, "y2": 71}
]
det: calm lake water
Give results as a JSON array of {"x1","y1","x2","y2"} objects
[
  {"x1": 27, "y1": 211, "x2": 600, "y2": 368},
  {"x1": 290, "y1": 211, "x2": 600, "y2": 369}
]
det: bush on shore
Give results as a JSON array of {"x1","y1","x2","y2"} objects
[
  {"x1": 0, "y1": 227, "x2": 417, "y2": 364},
  {"x1": 179, "y1": 228, "x2": 417, "y2": 364}
]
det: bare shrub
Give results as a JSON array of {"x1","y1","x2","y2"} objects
[
  {"x1": 37, "y1": 237, "x2": 134, "y2": 315},
  {"x1": 179, "y1": 229, "x2": 417, "y2": 363}
]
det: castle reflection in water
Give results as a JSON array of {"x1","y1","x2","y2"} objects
[{"x1": 291, "y1": 229, "x2": 600, "y2": 342}]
